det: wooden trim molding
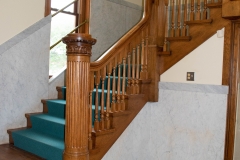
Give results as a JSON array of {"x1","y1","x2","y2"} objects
[
  {"x1": 222, "y1": 20, "x2": 240, "y2": 160},
  {"x1": 222, "y1": 1, "x2": 240, "y2": 19},
  {"x1": 44, "y1": 0, "x2": 51, "y2": 17}
]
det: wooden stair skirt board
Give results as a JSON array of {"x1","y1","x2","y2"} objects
[{"x1": 6, "y1": 0, "x2": 230, "y2": 159}]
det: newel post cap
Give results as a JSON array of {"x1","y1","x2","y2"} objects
[{"x1": 62, "y1": 33, "x2": 97, "y2": 56}]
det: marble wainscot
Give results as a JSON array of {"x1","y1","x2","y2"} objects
[
  {"x1": 103, "y1": 82, "x2": 228, "y2": 160},
  {"x1": 0, "y1": 15, "x2": 51, "y2": 144},
  {"x1": 90, "y1": 0, "x2": 143, "y2": 61}
]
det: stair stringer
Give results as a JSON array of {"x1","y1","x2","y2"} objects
[
  {"x1": 159, "y1": 7, "x2": 231, "y2": 75},
  {"x1": 89, "y1": 94, "x2": 148, "y2": 160}
]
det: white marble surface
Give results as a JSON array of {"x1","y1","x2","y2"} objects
[
  {"x1": 48, "y1": 69, "x2": 66, "y2": 99},
  {"x1": 90, "y1": 0, "x2": 142, "y2": 61},
  {"x1": 103, "y1": 82, "x2": 228, "y2": 160},
  {"x1": 103, "y1": 103, "x2": 151, "y2": 160},
  {"x1": 0, "y1": 15, "x2": 51, "y2": 55},
  {"x1": 0, "y1": 17, "x2": 51, "y2": 144},
  {"x1": 160, "y1": 82, "x2": 229, "y2": 94}
]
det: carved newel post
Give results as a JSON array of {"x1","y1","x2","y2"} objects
[{"x1": 62, "y1": 34, "x2": 96, "y2": 160}]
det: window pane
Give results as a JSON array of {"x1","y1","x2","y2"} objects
[
  {"x1": 50, "y1": 12, "x2": 76, "y2": 45},
  {"x1": 50, "y1": 13, "x2": 76, "y2": 75},
  {"x1": 51, "y1": 0, "x2": 74, "y2": 12},
  {"x1": 49, "y1": 42, "x2": 67, "y2": 75}
]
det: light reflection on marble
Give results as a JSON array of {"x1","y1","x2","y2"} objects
[
  {"x1": 90, "y1": 0, "x2": 142, "y2": 61},
  {"x1": 103, "y1": 82, "x2": 228, "y2": 160},
  {"x1": 0, "y1": 19, "x2": 51, "y2": 144}
]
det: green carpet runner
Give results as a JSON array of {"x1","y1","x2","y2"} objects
[{"x1": 11, "y1": 66, "x2": 128, "y2": 160}]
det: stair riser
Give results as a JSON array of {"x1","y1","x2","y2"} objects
[
  {"x1": 47, "y1": 101, "x2": 65, "y2": 119},
  {"x1": 30, "y1": 116, "x2": 65, "y2": 140}
]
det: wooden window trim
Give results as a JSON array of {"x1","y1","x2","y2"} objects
[{"x1": 45, "y1": 0, "x2": 51, "y2": 17}]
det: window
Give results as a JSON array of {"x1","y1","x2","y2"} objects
[{"x1": 49, "y1": 0, "x2": 79, "y2": 75}]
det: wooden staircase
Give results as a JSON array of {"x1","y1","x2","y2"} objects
[
  {"x1": 6, "y1": 0, "x2": 231, "y2": 159},
  {"x1": 158, "y1": 0, "x2": 229, "y2": 75}
]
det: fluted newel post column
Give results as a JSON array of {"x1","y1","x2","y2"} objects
[{"x1": 62, "y1": 33, "x2": 96, "y2": 160}]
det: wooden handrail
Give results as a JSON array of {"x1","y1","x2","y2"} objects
[
  {"x1": 90, "y1": 0, "x2": 151, "y2": 71},
  {"x1": 51, "y1": 0, "x2": 78, "y2": 17},
  {"x1": 50, "y1": 20, "x2": 88, "y2": 50}
]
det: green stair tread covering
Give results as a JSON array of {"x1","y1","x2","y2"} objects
[
  {"x1": 30, "y1": 114, "x2": 65, "y2": 139},
  {"x1": 46, "y1": 100, "x2": 66, "y2": 118},
  {"x1": 13, "y1": 67, "x2": 128, "y2": 159},
  {"x1": 12, "y1": 129, "x2": 64, "y2": 160}
]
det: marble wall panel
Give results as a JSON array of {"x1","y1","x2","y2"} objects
[
  {"x1": 90, "y1": 0, "x2": 142, "y2": 61},
  {"x1": 48, "y1": 69, "x2": 66, "y2": 99},
  {"x1": 125, "y1": 7, "x2": 142, "y2": 31},
  {"x1": 0, "y1": 17, "x2": 51, "y2": 144},
  {"x1": 103, "y1": 82, "x2": 228, "y2": 160},
  {"x1": 149, "y1": 87, "x2": 227, "y2": 160},
  {"x1": 102, "y1": 103, "x2": 151, "y2": 160}
]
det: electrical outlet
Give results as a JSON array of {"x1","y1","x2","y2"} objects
[{"x1": 187, "y1": 72, "x2": 194, "y2": 81}]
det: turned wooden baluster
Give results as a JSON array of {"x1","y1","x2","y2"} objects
[
  {"x1": 126, "y1": 51, "x2": 132, "y2": 94},
  {"x1": 120, "y1": 49, "x2": 128, "y2": 110},
  {"x1": 163, "y1": 0, "x2": 169, "y2": 52},
  {"x1": 106, "y1": 63, "x2": 112, "y2": 129},
  {"x1": 111, "y1": 57, "x2": 117, "y2": 112},
  {"x1": 116, "y1": 54, "x2": 122, "y2": 111},
  {"x1": 100, "y1": 67, "x2": 106, "y2": 130},
  {"x1": 94, "y1": 71, "x2": 100, "y2": 132},
  {"x1": 182, "y1": 0, "x2": 188, "y2": 36},
  {"x1": 135, "y1": 45, "x2": 140, "y2": 94},
  {"x1": 190, "y1": 0, "x2": 195, "y2": 20},
  {"x1": 121, "y1": 56, "x2": 126, "y2": 111},
  {"x1": 131, "y1": 48, "x2": 136, "y2": 94},
  {"x1": 176, "y1": 0, "x2": 181, "y2": 37},
  {"x1": 196, "y1": 0, "x2": 201, "y2": 20},
  {"x1": 171, "y1": 0, "x2": 176, "y2": 37},
  {"x1": 88, "y1": 71, "x2": 94, "y2": 150},
  {"x1": 145, "y1": 26, "x2": 149, "y2": 74},
  {"x1": 203, "y1": 0, "x2": 207, "y2": 19},
  {"x1": 62, "y1": 33, "x2": 96, "y2": 160}
]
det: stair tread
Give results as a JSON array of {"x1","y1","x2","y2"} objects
[{"x1": 12, "y1": 129, "x2": 64, "y2": 149}]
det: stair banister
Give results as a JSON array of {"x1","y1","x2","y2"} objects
[{"x1": 62, "y1": 33, "x2": 96, "y2": 160}]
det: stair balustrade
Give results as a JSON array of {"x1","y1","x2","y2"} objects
[
  {"x1": 7, "y1": 0, "x2": 163, "y2": 159},
  {"x1": 62, "y1": 0, "x2": 157, "y2": 158},
  {"x1": 163, "y1": 0, "x2": 222, "y2": 52}
]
